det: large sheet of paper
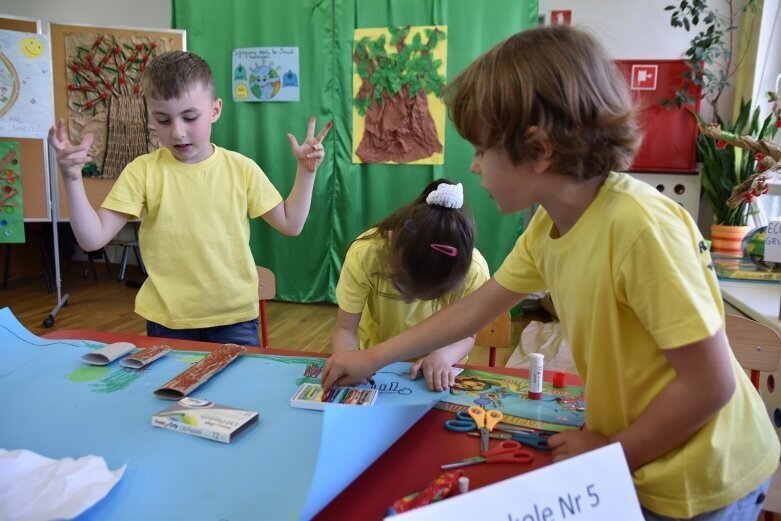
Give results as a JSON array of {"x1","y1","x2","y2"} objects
[{"x1": 0, "y1": 307, "x2": 442, "y2": 520}]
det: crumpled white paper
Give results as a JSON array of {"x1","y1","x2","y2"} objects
[{"x1": 0, "y1": 449, "x2": 126, "y2": 521}]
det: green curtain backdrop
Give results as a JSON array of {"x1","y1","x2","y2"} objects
[{"x1": 172, "y1": 0, "x2": 538, "y2": 303}]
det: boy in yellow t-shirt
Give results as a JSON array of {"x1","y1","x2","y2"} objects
[
  {"x1": 49, "y1": 51, "x2": 331, "y2": 346},
  {"x1": 323, "y1": 26, "x2": 779, "y2": 519}
]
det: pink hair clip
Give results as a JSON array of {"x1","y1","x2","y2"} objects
[{"x1": 431, "y1": 244, "x2": 458, "y2": 257}]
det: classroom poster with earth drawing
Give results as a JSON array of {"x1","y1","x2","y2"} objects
[{"x1": 232, "y1": 46, "x2": 300, "y2": 102}]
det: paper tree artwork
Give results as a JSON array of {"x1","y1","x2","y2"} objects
[
  {"x1": 0, "y1": 30, "x2": 53, "y2": 139},
  {"x1": 0, "y1": 141, "x2": 24, "y2": 244},
  {"x1": 64, "y1": 33, "x2": 173, "y2": 179},
  {"x1": 231, "y1": 47, "x2": 300, "y2": 102},
  {"x1": 352, "y1": 26, "x2": 447, "y2": 165}
]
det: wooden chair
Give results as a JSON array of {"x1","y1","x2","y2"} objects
[
  {"x1": 256, "y1": 266, "x2": 276, "y2": 348},
  {"x1": 475, "y1": 312, "x2": 512, "y2": 367},
  {"x1": 724, "y1": 314, "x2": 781, "y2": 519},
  {"x1": 725, "y1": 314, "x2": 781, "y2": 391}
]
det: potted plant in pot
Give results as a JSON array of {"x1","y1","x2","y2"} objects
[
  {"x1": 698, "y1": 98, "x2": 779, "y2": 255},
  {"x1": 664, "y1": 0, "x2": 779, "y2": 256}
]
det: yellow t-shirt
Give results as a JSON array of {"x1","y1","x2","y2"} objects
[
  {"x1": 336, "y1": 230, "x2": 490, "y2": 349},
  {"x1": 102, "y1": 146, "x2": 282, "y2": 329},
  {"x1": 495, "y1": 172, "x2": 779, "y2": 518}
]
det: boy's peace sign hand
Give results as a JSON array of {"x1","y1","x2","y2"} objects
[
  {"x1": 287, "y1": 116, "x2": 332, "y2": 172},
  {"x1": 48, "y1": 118, "x2": 94, "y2": 182}
]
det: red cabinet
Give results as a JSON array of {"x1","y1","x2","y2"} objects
[{"x1": 614, "y1": 59, "x2": 701, "y2": 173}]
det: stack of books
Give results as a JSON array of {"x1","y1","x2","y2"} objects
[{"x1": 711, "y1": 257, "x2": 781, "y2": 282}]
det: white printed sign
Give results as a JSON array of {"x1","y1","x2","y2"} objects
[
  {"x1": 765, "y1": 221, "x2": 781, "y2": 264},
  {"x1": 387, "y1": 443, "x2": 642, "y2": 521}
]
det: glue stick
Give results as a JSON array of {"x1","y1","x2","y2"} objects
[{"x1": 528, "y1": 353, "x2": 544, "y2": 400}]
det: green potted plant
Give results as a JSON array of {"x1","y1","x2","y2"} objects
[{"x1": 664, "y1": 0, "x2": 779, "y2": 255}]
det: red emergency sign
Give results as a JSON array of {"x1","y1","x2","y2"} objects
[
  {"x1": 631, "y1": 65, "x2": 658, "y2": 90},
  {"x1": 550, "y1": 10, "x2": 572, "y2": 26}
]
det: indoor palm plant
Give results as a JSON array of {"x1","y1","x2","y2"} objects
[{"x1": 665, "y1": 0, "x2": 778, "y2": 253}]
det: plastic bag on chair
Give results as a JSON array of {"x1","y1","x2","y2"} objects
[{"x1": 505, "y1": 320, "x2": 578, "y2": 376}]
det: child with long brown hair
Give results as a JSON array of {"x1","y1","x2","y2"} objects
[{"x1": 331, "y1": 179, "x2": 489, "y2": 391}]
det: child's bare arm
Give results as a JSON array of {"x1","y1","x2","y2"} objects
[
  {"x1": 48, "y1": 119, "x2": 129, "y2": 251},
  {"x1": 410, "y1": 336, "x2": 475, "y2": 392},
  {"x1": 330, "y1": 309, "x2": 361, "y2": 353},
  {"x1": 262, "y1": 116, "x2": 332, "y2": 236},
  {"x1": 322, "y1": 279, "x2": 525, "y2": 389},
  {"x1": 549, "y1": 330, "x2": 735, "y2": 470}
]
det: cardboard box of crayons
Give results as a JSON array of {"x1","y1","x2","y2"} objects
[
  {"x1": 290, "y1": 383, "x2": 378, "y2": 411},
  {"x1": 152, "y1": 397, "x2": 258, "y2": 443}
]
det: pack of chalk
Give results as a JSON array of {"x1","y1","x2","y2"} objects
[{"x1": 290, "y1": 383, "x2": 377, "y2": 411}]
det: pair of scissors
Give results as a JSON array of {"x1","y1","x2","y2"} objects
[
  {"x1": 443, "y1": 406, "x2": 503, "y2": 454},
  {"x1": 440, "y1": 440, "x2": 534, "y2": 469},
  {"x1": 468, "y1": 429, "x2": 553, "y2": 451}
]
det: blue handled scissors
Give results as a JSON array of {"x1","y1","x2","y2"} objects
[
  {"x1": 443, "y1": 406, "x2": 503, "y2": 454},
  {"x1": 440, "y1": 440, "x2": 534, "y2": 469},
  {"x1": 469, "y1": 429, "x2": 553, "y2": 451}
]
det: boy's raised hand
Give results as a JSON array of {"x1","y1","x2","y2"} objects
[
  {"x1": 287, "y1": 116, "x2": 332, "y2": 172},
  {"x1": 48, "y1": 118, "x2": 94, "y2": 182}
]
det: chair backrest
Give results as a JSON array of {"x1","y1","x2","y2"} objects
[
  {"x1": 257, "y1": 266, "x2": 276, "y2": 301},
  {"x1": 724, "y1": 314, "x2": 781, "y2": 390},
  {"x1": 256, "y1": 266, "x2": 276, "y2": 349},
  {"x1": 475, "y1": 312, "x2": 512, "y2": 367},
  {"x1": 475, "y1": 312, "x2": 512, "y2": 348}
]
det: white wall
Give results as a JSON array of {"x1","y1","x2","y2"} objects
[
  {"x1": 0, "y1": 0, "x2": 170, "y2": 30},
  {"x1": 538, "y1": 0, "x2": 695, "y2": 59}
]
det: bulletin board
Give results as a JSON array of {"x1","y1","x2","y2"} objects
[
  {"x1": 0, "y1": 15, "x2": 48, "y2": 221},
  {"x1": 48, "y1": 22, "x2": 185, "y2": 220}
]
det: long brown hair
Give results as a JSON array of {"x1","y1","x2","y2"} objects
[
  {"x1": 358, "y1": 179, "x2": 476, "y2": 300},
  {"x1": 445, "y1": 25, "x2": 639, "y2": 180}
]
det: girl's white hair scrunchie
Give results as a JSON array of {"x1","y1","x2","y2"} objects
[{"x1": 425, "y1": 183, "x2": 463, "y2": 209}]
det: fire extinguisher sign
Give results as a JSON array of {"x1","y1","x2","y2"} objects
[
  {"x1": 630, "y1": 65, "x2": 658, "y2": 90},
  {"x1": 550, "y1": 10, "x2": 572, "y2": 26}
]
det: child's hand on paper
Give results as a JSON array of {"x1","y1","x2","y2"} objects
[
  {"x1": 548, "y1": 428, "x2": 609, "y2": 463},
  {"x1": 48, "y1": 118, "x2": 94, "y2": 182},
  {"x1": 409, "y1": 350, "x2": 456, "y2": 392},
  {"x1": 321, "y1": 349, "x2": 378, "y2": 391},
  {"x1": 287, "y1": 116, "x2": 332, "y2": 172}
]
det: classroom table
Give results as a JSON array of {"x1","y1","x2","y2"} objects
[{"x1": 38, "y1": 329, "x2": 576, "y2": 520}]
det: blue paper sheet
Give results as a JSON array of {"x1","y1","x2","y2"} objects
[{"x1": 0, "y1": 307, "x2": 443, "y2": 520}]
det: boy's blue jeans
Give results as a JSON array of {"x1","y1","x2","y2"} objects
[
  {"x1": 641, "y1": 478, "x2": 770, "y2": 521},
  {"x1": 146, "y1": 318, "x2": 260, "y2": 347}
]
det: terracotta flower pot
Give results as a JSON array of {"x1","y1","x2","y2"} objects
[{"x1": 710, "y1": 224, "x2": 750, "y2": 257}]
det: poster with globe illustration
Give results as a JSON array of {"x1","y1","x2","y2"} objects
[
  {"x1": 0, "y1": 29, "x2": 53, "y2": 139},
  {"x1": 232, "y1": 46, "x2": 300, "y2": 102}
]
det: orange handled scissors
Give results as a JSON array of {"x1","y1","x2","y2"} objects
[
  {"x1": 467, "y1": 405, "x2": 503, "y2": 454},
  {"x1": 440, "y1": 440, "x2": 534, "y2": 469}
]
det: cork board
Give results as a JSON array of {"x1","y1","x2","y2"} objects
[{"x1": 49, "y1": 22, "x2": 184, "y2": 220}]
